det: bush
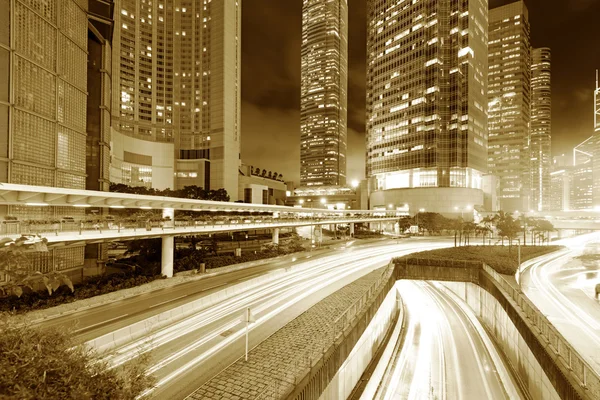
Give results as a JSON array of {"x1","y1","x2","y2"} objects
[
  {"x1": 0, "y1": 269, "x2": 163, "y2": 314},
  {"x1": 0, "y1": 314, "x2": 155, "y2": 399},
  {"x1": 394, "y1": 245, "x2": 563, "y2": 275}
]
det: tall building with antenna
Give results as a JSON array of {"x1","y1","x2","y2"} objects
[{"x1": 300, "y1": 0, "x2": 348, "y2": 187}]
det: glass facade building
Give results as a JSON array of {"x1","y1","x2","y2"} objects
[
  {"x1": 530, "y1": 47, "x2": 551, "y2": 211},
  {"x1": 300, "y1": 0, "x2": 348, "y2": 187},
  {"x1": 112, "y1": 0, "x2": 241, "y2": 198},
  {"x1": 487, "y1": 0, "x2": 530, "y2": 212},
  {"x1": 366, "y1": 0, "x2": 488, "y2": 193}
]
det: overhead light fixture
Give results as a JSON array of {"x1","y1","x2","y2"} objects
[
  {"x1": 109, "y1": 205, "x2": 125, "y2": 209},
  {"x1": 139, "y1": 206, "x2": 152, "y2": 210},
  {"x1": 73, "y1": 204, "x2": 91, "y2": 208},
  {"x1": 26, "y1": 203, "x2": 49, "y2": 206}
]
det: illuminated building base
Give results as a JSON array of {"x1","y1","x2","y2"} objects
[{"x1": 370, "y1": 187, "x2": 484, "y2": 219}]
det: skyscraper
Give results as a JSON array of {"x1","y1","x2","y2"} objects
[
  {"x1": 596, "y1": 70, "x2": 600, "y2": 135},
  {"x1": 366, "y1": 0, "x2": 489, "y2": 215},
  {"x1": 1, "y1": 0, "x2": 114, "y2": 280},
  {"x1": 111, "y1": 0, "x2": 241, "y2": 198},
  {"x1": 487, "y1": 0, "x2": 531, "y2": 212},
  {"x1": 530, "y1": 48, "x2": 551, "y2": 211},
  {"x1": 300, "y1": 0, "x2": 348, "y2": 187}
]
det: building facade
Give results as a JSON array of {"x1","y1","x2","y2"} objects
[
  {"x1": 111, "y1": 0, "x2": 241, "y2": 198},
  {"x1": 530, "y1": 48, "x2": 551, "y2": 211},
  {"x1": 487, "y1": 1, "x2": 531, "y2": 212},
  {"x1": 365, "y1": 0, "x2": 488, "y2": 216},
  {"x1": 300, "y1": 0, "x2": 348, "y2": 187},
  {"x1": 1, "y1": 0, "x2": 115, "y2": 282}
]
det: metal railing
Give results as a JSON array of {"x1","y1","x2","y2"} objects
[
  {"x1": 483, "y1": 264, "x2": 600, "y2": 398},
  {"x1": 253, "y1": 266, "x2": 395, "y2": 399},
  {"x1": 0, "y1": 215, "x2": 395, "y2": 241}
]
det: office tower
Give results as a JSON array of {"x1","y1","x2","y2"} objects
[
  {"x1": 112, "y1": 0, "x2": 241, "y2": 198},
  {"x1": 596, "y1": 71, "x2": 600, "y2": 135},
  {"x1": 1, "y1": 0, "x2": 114, "y2": 280},
  {"x1": 366, "y1": 0, "x2": 489, "y2": 215},
  {"x1": 530, "y1": 48, "x2": 552, "y2": 211},
  {"x1": 488, "y1": 1, "x2": 531, "y2": 212},
  {"x1": 300, "y1": 0, "x2": 348, "y2": 187}
]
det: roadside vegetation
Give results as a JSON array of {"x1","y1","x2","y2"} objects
[
  {"x1": 0, "y1": 233, "x2": 307, "y2": 314},
  {"x1": 0, "y1": 314, "x2": 154, "y2": 399},
  {"x1": 395, "y1": 245, "x2": 563, "y2": 275}
]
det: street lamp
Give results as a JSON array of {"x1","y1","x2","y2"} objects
[
  {"x1": 351, "y1": 179, "x2": 359, "y2": 188},
  {"x1": 516, "y1": 238, "x2": 522, "y2": 290}
]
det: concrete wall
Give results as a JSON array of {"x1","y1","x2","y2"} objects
[
  {"x1": 286, "y1": 266, "x2": 396, "y2": 400},
  {"x1": 318, "y1": 287, "x2": 398, "y2": 400},
  {"x1": 110, "y1": 129, "x2": 175, "y2": 190},
  {"x1": 439, "y1": 281, "x2": 560, "y2": 400},
  {"x1": 394, "y1": 258, "x2": 600, "y2": 400}
]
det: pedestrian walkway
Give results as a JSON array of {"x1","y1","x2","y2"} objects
[{"x1": 186, "y1": 267, "x2": 387, "y2": 400}]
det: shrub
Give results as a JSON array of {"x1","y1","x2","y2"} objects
[
  {"x1": 394, "y1": 245, "x2": 563, "y2": 275},
  {"x1": 0, "y1": 314, "x2": 155, "y2": 399}
]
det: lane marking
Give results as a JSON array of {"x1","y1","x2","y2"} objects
[
  {"x1": 148, "y1": 295, "x2": 188, "y2": 309},
  {"x1": 74, "y1": 314, "x2": 129, "y2": 333}
]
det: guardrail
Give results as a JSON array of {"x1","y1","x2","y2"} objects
[
  {"x1": 272, "y1": 265, "x2": 396, "y2": 400},
  {"x1": 483, "y1": 264, "x2": 600, "y2": 399},
  {"x1": 0, "y1": 216, "x2": 398, "y2": 242},
  {"x1": 395, "y1": 257, "x2": 599, "y2": 400}
]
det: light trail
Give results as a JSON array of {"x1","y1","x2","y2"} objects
[
  {"x1": 374, "y1": 281, "x2": 523, "y2": 400},
  {"x1": 91, "y1": 240, "x2": 451, "y2": 399},
  {"x1": 522, "y1": 232, "x2": 600, "y2": 373}
]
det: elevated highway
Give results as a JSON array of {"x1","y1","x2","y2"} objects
[{"x1": 0, "y1": 183, "x2": 401, "y2": 277}]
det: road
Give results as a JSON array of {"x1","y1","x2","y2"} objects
[
  {"x1": 38, "y1": 241, "x2": 367, "y2": 341},
  {"x1": 89, "y1": 239, "x2": 451, "y2": 399},
  {"x1": 521, "y1": 232, "x2": 600, "y2": 373},
  {"x1": 371, "y1": 281, "x2": 524, "y2": 400}
]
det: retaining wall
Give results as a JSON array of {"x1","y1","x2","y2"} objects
[{"x1": 394, "y1": 257, "x2": 599, "y2": 400}]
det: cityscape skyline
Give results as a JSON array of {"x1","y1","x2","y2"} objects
[{"x1": 241, "y1": 0, "x2": 600, "y2": 184}]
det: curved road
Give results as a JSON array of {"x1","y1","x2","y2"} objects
[
  {"x1": 55, "y1": 238, "x2": 451, "y2": 399},
  {"x1": 522, "y1": 232, "x2": 600, "y2": 373},
  {"x1": 374, "y1": 281, "x2": 524, "y2": 400}
]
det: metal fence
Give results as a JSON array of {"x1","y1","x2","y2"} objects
[{"x1": 482, "y1": 264, "x2": 600, "y2": 399}]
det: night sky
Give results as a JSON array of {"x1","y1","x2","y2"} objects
[{"x1": 240, "y1": 0, "x2": 600, "y2": 185}]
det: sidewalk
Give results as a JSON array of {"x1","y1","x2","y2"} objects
[{"x1": 186, "y1": 267, "x2": 386, "y2": 400}]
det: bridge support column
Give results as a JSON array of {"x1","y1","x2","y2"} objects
[
  {"x1": 272, "y1": 228, "x2": 279, "y2": 245},
  {"x1": 350, "y1": 223, "x2": 355, "y2": 237},
  {"x1": 161, "y1": 236, "x2": 174, "y2": 278}
]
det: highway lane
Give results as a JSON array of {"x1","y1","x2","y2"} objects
[
  {"x1": 372, "y1": 281, "x2": 524, "y2": 400},
  {"x1": 37, "y1": 242, "x2": 362, "y2": 341},
  {"x1": 521, "y1": 232, "x2": 600, "y2": 373},
  {"x1": 96, "y1": 240, "x2": 452, "y2": 399}
]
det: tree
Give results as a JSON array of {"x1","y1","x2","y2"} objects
[
  {"x1": 496, "y1": 215, "x2": 521, "y2": 248},
  {"x1": 0, "y1": 315, "x2": 154, "y2": 399},
  {"x1": 462, "y1": 222, "x2": 478, "y2": 246},
  {"x1": 0, "y1": 235, "x2": 74, "y2": 298}
]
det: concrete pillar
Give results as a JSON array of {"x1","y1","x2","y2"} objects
[
  {"x1": 350, "y1": 223, "x2": 355, "y2": 237},
  {"x1": 272, "y1": 228, "x2": 279, "y2": 245},
  {"x1": 161, "y1": 236, "x2": 174, "y2": 278}
]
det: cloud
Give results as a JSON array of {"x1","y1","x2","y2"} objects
[
  {"x1": 568, "y1": 0, "x2": 599, "y2": 11},
  {"x1": 241, "y1": 102, "x2": 300, "y2": 184}
]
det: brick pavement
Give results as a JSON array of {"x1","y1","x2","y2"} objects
[{"x1": 186, "y1": 268, "x2": 386, "y2": 400}]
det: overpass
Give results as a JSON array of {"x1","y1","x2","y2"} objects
[{"x1": 0, "y1": 183, "x2": 400, "y2": 277}]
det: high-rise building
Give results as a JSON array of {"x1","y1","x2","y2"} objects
[
  {"x1": 487, "y1": 1, "x2": 531, "y2": 212},
  {"x1": 366, "y1": 0, "x2": 489, "y2": 216},
  {"x1": 111, "y1": 0, "x2": 241, "y2": 199},
  {"x1": 300, "y1": 0, "x2": 348, "y2": 187},
  {"x1": 530, "y1": 48, "x2": 552, "y2": 211},
  {"x1": 1, "y1": 0, "x2": 114, "y2": 281}
]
